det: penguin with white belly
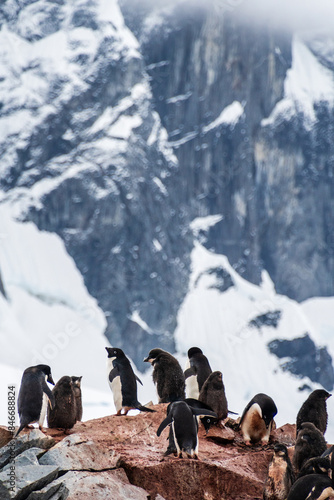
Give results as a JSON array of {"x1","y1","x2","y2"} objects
[
  {"x1": 16, "y1": 364, "x2": 55, "y2": 437},
  {"x1": 106, "y1": 347, "x2": 155, "y2": 415}
]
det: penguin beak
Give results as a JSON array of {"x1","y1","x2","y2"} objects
[
  {"x1": 143, "y1": 356, "x2": 150, "y2": 363},
  {"x1": 48, "y1": 374, "x2": 55, "y2": 385}
]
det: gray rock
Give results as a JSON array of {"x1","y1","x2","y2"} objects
[
  {"x1": 26, "y1": 469, "x2": 149, "y2": 499},
  {"x1": 0, "y1": 430, "x2": 54, "y2": 469},
  {"x1": 39, "y1": 434, "x2": 120, "y2": 471},
  {"x1": 0, "y1": 464, "x2": 58, "y2": 500},
  {"x1": 2, "y1": 448, "x2": 45, "y2": 470}
]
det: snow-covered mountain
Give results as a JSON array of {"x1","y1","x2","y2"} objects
[{"x1": 1, "y1": 0, "x2": 334, "y2": 439}]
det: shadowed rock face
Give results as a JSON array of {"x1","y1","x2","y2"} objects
[
  {"x1": 0, "y1": 406, "x2": 298, "y2": 500},
  {"x1": 268, "y1": 335, "x2": 334, "y2": 391},
  {"x1": 120, "y1": 0, "x2": 334, "y2": 302}
]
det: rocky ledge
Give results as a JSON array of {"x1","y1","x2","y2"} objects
[{"x1": 0, "y1": 405, "x2": 297, "y2": 500}]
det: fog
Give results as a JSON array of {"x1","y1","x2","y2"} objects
[
  {"x1": 231, "y1": 0, "x2": 334, "y2": 34},
  {"x1": 132, "y1": 0, "x2": 334, "y2": 35}
]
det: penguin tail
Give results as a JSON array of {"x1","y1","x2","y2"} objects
[
  {"x1": 14, "y1": 423, "x2": 26, "y2": 438},
  {"x1": 136, "y1": 405, "x2": 156, "y2": 413}
]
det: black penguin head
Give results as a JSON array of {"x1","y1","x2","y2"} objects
[
  {"x1": 298, "y1": 422, "x2": 324, "y2": 444},
  {"x1": 105, "y1": 347, "x2": 126, "y2": 359},
  {"x1": 71, "y1": 376, "x2": 82, "y2": 387},
  {"x1": 207, "y1": 371, "x2": 223, "y2": 389},
  {"x1": 298, "y1": 456, "x2": 331, "y2": 478},
  {"x1": 273, "y1": 443, "x2": 289, "y2": 459},
  {"x1": 252, "y1": 393, "x2": 277, "y2": 428},
  {"x1": 308, "y1": 389, "x2": 331, "y2": 401},
  {"x1": 143, "y1": 348, "x2": 167, "y2": 364},
  {"x1": 187, "y1": 347, "x2": 203, "y2": 358},
  {"x1": 57, "y1": 375, "x2": 73, "y2": 391},
  {"x1": 36, "y1": 364, "x2": 55, "y2": 385}
]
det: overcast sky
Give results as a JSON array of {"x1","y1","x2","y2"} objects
[{"x1": 217, "y1": 0, "x2": 334, "y2": 33}]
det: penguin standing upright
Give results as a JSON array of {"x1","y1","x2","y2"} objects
[
  {"x1": 47, "y1": 376, "x2": 77, "y2": 432},
  {"x1": 198, "y1": 371, "x2": 228, "y2": 422},
  {"x1": 263, "y1": 443, "x2": 295, "y2": 500},
  {"x1": 106, "y1": 347, "x2": 155, "y2": 415},
  {"x1": 296, "y1": 389, "x2": 331, "y2": 436},
  {"x1": 144, "y1": 348, "x2": 185, "y2": 403},
  {"x1": 16, "y1": 364, "x2": 55, "y2": 437},
  {"x1": 184, "y1": 347, "x2": 212, "y2": 400},
  {"x1": 293, "y1": 422, "x2": 327, "y2": 473},
  {"x1": 71, "y1": 376, "x2": 83, "y2": 422},
  {"x1": 157, "y1": 400, "x2": 217, "y2": 459},
  {"x1": 239, "y1": 393, "x2": 277, "y2": 445}
]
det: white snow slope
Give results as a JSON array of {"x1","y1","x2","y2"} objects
[{"x1": 0, "y1": 204, "x2": 116, "y2": 425}]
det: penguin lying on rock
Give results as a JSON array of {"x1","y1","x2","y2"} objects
[
  {"x1": 16, "y1": 364, "x2": 55, "y2": 437},
  {"x1": 157, "y1": 400, "x2": 217, "y2": 459},
  {"x1": 106, "y1": 347, "x2": 155, "y2": 415}
]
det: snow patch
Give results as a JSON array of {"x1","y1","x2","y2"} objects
[
  {"x1": 263, "y1": 36, "x2": 334, "y2": 127},
  {"x1": 203, "y1": 101, "x2": 244, "y2": 133},
  {"x1": 190, "y1": 215, "x2": 223, "y2": 236},
  {"x1": 129, "y1": 311, "x2": 154, "y2": 334}
]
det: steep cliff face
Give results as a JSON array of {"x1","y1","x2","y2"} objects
[
  {"x1": 120, "y1": 0, "x2": 334, "y2": 301},
  {"x1": 0, "y1": 0, "x2": 191, "y2": 366},
  {"x1": 0, "y1": 0, "x2": 334, "y2": 379}
]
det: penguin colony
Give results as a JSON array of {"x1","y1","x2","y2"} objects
[{"x1": 15, "y1": 346, "x2": 334, "y2": 499}]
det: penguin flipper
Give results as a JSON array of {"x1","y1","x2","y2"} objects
[
  {"x1": 15, "y1": 422, "x2": 26, "y2": 438},
  {"x1": 157, "y1": 414, "x2": 173, "y2": 436},
  {"x1": 108, "y1": 366, "x2": 119, "y2": 383},
  {"x1": 135, "y1": 375, "x2": 143, "y2": 386},
  {"x1": 42, "y1": 382, "x2": 55, "y2": 409},
  {"x1": 184, "y1": 367, "x2": 195, "y2": 379},
  {"x1": 239, "y1": 401, "x2": 254, "y2": 427},
  {"x1": 191, "y1": 408, "x2": 218, "y2": 419}
]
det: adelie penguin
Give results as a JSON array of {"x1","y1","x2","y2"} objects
[
  {"x1": 106, "y1": 347, "x2": 155, "y2": 415},
  {"x1": 71, "y1": 376, "x2": 83, "y2": 422},
  {"x1": 198, "y1": 371, "x2": 228, "y2": 423},
  {"x1": 239, "y1": 393, "x2": 277, "y2": 446},
  {"x1": 263, "y1": 443, "x2": 295, "y2": 500},
  {"x1": 164, "y1": 398, "x2": 216, "y2": 456},
  {"x1": 184, "y1": 347, "x2": 212, "y2": 399},
  {"x1": 144, "y1": 348, "x2": 185, "y2": 403},
  {"x1": 287, "y1": 446, "x2": 334, "y2": 500},
  {"x1": 296, "y1": 389, "x2": 331, "y2": 436},
  {"x1": 16, "y1": 364, "x2": 55, "y2": 437},
  {"x1": 47, "y1": 376, "x2": 77, "y2": 432},
  {"x1": 157, "y1": 400, "x2": 217, "y2": 459},
  {"x1": 293, "y1": 422, "x2": 327, "y2": 473}
]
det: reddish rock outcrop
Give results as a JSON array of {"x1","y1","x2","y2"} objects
[
  {"x1": 1, "y1": 406, "x2": 298, "y2": 499},
  {"x1": 42, "y1": 404, "x2": 296, "y2": 500}
]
